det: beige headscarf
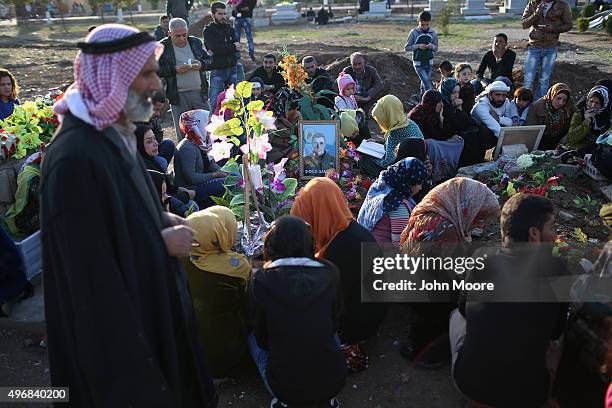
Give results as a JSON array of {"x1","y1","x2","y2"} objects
[{"x1": 187, "y1": 206, "x2": 251, "y2": 281}]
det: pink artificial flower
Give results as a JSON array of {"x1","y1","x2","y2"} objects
[
  {"x1": 224, "y1": 84, "x2": 236, "y2": 102},
  {"x1": 273, "y1": 157, "x2": 288, "y2": 181},
  {"x1": 208, "y1": 140, "x2": 233, "y2": 162},
  {"x1": 206, "y1": 114, "x2": 227, "y2": 140},
  {"x1": 353, "y1": 152, "x2": 361, "y2": 162},
  {"x1": 254, "y1": 133, "x2": 273, "y2": 159},
  {"x1": 254, "y1": 110, "x2": 276, "y2": 130}
]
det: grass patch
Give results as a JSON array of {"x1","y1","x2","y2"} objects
[{"x1": 589, "y1": 48, "x2": 612, "y2": 64}]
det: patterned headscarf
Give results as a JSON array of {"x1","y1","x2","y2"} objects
[
  {"x1": 440, "y1": 77, "x2": 459, "y2": 105},
  {"x1": 406, "y1": 177, "x2": 500, "y2": 242},
  {"x1": 585, "y1": 85, "x2": 610, "y2": 133},
  {"x1": 544, "y1": 83, "x2": 573, "y2": 122},
  {"x1": 180, "y1": 109, "x2": 211, "y2": 151},
  {"x1": 54, "y1": 24, "x2": 163, "y2": 131},
  {"x1": 408, "y1": 90, "x2": 443, "y2": 127},
  {"x1": 357, "y1": 157, "x2": 428, "y2": 231}
]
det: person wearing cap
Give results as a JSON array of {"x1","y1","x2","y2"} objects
[
  {"x1": 247, "y1": 53, "x2": 286, "y2": 95},
  {"x1": 40, "y1": 24, "x2": 218, "y2": 407},
  {"x1": 471, "y1": 80, "x2": 519, "y2": 146},
  {"x1": 158, "y1": 17, "x2": 210, "y2": 141}
]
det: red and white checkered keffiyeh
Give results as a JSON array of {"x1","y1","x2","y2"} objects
[{"x1": 54, "y1": 24, "x2": 163, "y2": 131}]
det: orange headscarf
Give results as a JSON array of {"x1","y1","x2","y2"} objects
[
  {"x1": 543, "y1": 83, "x2": 574, "y2": 119},
  {"x1": 290, "y1": 177, "x2": 353, "y2": 257}
]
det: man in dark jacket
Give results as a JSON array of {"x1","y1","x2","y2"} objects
[
  {"x1": 342, "y1": 52, "x2": 384, "y2": 114},
  {"x1": 158, "y1": 17, "x2": 209, "y2": 140},
  {"x1": 233, "y1": 0, "x2": 257, "y2": 61},
  {"x1": 154, "y1": 14, "x2": 170, "y2": 40},
  {"x1": 40, "y1": 25, "x2": 218, "y2": 408},
  {"x1": 302, "y1": 55, "x2": 334, "y2": 95},
  {"x1": 166, "y1": 0, "x2": 192, "y2": 24},
  {"x1": 248, "y1": 53, "x2": 286, "y2": 95},
  {"x1": 450, "y1": 194, "x2": 568, "y2": 408},
  {"x1": 204, "y1": 2, "x2": 241, "y2": 110},
  {"x1": 472, "y1": 33, "x2": 516, "y2": 95}
]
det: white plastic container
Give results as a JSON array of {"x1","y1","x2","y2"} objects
[{"x1": 14, "y1": 230, "x2": 42, "y2": 281}]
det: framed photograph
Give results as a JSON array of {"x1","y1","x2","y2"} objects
[
  {"x1": 493, "y1": 125, "x2": 546, "y2": 159},
  {"x1": 299, "y1": 120, "x2": 340, "y2": 179}
]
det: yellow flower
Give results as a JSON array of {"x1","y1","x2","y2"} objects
[{"x1": 22, "y1": 101, "x2": 38, "y2": 115}]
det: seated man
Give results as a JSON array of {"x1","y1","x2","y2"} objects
[
  {"x1": 248, "y1": 53, "x2": 286, "y2": 95},
  {"x1": 302, "y1": 55, "x2": 334, "y2": 94},
  {"x1": 303, "y1": 133, "x2": 335, "y2": 176},
  {"x1": 471, "y1": 80, "x2": 518, "y2": 148},
  {"x1": 154, "y1": 15, "x2": 170, "y2": 40},
  {"x1": 342, "y1": 52, "x2": 384, "y2": 115},
  {"x1": 472, "y1": 33, "x2": 516, "y2": 95},
  {"x1": 450, "y1": 193, "x2": 568, "y2": 408}
]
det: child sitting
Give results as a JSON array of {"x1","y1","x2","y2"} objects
[
  {"x1": 335, "y1": 72, "x2": 359, "y2": 111},
  {"x1": 511, "y1": 87, "x2": 533, "y2": 126}
]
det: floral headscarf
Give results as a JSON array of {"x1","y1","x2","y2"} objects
[
  {"x1": 543, "y1": 83, "x2": 573, "y2": 127},
  {"x1": 404, "y1": 177, "x2": 500, "y2": 242},
  {"x1": 179, "y1": 109, "x2": 210, "y2": 151},
  {"x1": 357, "y1": 157, "x2": 428, "y2": 231},
  {"x1": 585, "y1": 85, "x2": 610, "y2": 133}
]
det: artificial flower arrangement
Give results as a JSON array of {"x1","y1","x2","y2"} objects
[
  {"x1": 0, "y1": 90, "x2": 62, "y2": 162},
  {"x1": 278, "y1": 51, "x2": 336, "y2": 121},
  {"x1": 206, "y1": 81, "x2": 298, "y2": 222},
  {"x1": 326, "y1": 140, "x2": 372, "y2": 210},
  {"x1": 493, "y1": 153, "x2": 565, "y2": 198}
]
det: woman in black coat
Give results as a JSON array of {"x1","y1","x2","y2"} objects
[{"x1": 249, "y1": 216, "x2": 346, "y2": 407}]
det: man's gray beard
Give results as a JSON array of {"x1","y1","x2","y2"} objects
[{"x1": 124, "y1": 89, "x2": 153, "y2": 122}]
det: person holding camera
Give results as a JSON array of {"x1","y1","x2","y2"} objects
[
  {"x1": 520, "y1": 0, "x2": 572, "y2": 100},
  {"x1": 158, "y1": 17, "x2": 210, "y2": 140}
]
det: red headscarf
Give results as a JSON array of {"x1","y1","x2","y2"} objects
[{"x1": 54, "y1": 24, "x2": 163, "y2": 131}]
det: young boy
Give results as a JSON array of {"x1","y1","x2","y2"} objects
[
  {"x1": 511, "y1": 87, "x2": 533, "y2": 125},
  {"x1": 405, "y1": 11, "x2": 439, "y2": 96}
]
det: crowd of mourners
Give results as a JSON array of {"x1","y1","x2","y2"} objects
[{"x1": 0, "y1": 1, "x2": 611, "y2": 407}]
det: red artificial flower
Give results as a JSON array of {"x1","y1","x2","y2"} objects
[
  {"x1": 546, "y1": 176, "x2": 559, "y2": 186},
  {"x1": 362, "y1": 178, "x2": 372, "y2": 190}
]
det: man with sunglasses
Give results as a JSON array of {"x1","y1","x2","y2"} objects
[{"x1": 158, "y1": 17, "x2": 210, "y2": 140}]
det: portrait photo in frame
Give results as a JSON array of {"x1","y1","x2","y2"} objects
[
  {"x1": 299, "y1": 120, "x2": 340, "y2": 179},
  {"x1": 493, "y1": 125, "x2": 546, "y2": 159}
]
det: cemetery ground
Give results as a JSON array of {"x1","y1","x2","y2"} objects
[{"x1": 0, "y1": 17, "x2": 611, "y2": 408}]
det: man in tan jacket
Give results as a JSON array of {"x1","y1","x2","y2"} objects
[{"x1": 521, "y1": 0, "x2": 572, "y2": 100}]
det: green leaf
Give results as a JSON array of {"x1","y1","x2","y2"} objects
[
  {"x1": 279, "y1": 178, "x2": 298, "y2": 200},
  {"x1": 549, "y1": 185, "x2": 566, "y2": 192},
  {"x1": 298, "y1": 96, "x2": 317, "y2": 120},
  {"x1": 231, "y1": 206, "x2": 244, "y2": 221},
  {"x1": 230, "y1": 193, "x2": 245, "y2": 206},
  {"x1": 210, "y1": 195, "x2": 227, "y2": 206},
  {"x1": 229, "y1": 136, "x2": 241, "y2": 146},
  {"x1": 236, "y1": 81, "x2": 253, "y2": 99},
  {"x1": 312, "y1": 104, "x2": 333, "y2": 120},
  {"x1": 224, "y1": 175, "x2": 241, "y2": 187},
  {"x1": 221, "y1": 159, "x2": 240, "y2": 174},
  {"x1": 221, "y1": 98, "x2": 241, "y2": 112},
  {"x1": 246, "y1": 100, "x2": 265, "y2": 112},
  {"x1": 315, "y1": 89, "x2": 338, "y2": 97}
]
